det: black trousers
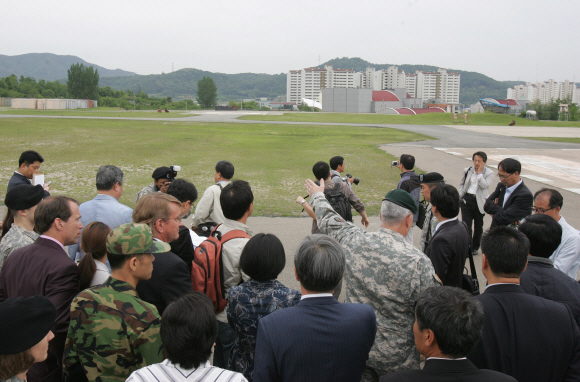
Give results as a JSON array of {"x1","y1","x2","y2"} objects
[{"x1": 461, "y1": 193, "x2": 484, "y2": 251}]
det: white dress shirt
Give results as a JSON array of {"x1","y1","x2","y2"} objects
[
  {"x1": 434, "y1": 217, "x2": 458, "y2": 234},
  {"x1": 550, "y1": 216, "x2": 580, "y2": 279}
]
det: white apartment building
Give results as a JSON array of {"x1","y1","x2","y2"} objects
[
  {"x1": 507, "y1": 80, "x2": 577, "y2": 104},
  {"x1": 286, "y1": 65, "x2": 360, "y2": 103},
  {"x1": 415, "y1": 69, "x2": 460, "y2": 104}
]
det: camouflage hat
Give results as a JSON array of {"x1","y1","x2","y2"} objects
[{"x1": 107, "y1": 223, "x2": 170, "y2": 255}]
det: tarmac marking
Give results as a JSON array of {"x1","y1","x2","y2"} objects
[
  {"x1": 521, "y1": 175, "x2": 553, "y2": 182},
  {"x1": 564, "y1": 188, "x2": 580, "y2": 195}
]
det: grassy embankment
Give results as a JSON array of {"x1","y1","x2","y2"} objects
[
  {"x1": 239, "y1": 112, "x2": 580, "y2": 127},
  {"x1": 0, "y1": 118, "x2": 431, "y2": 216}
]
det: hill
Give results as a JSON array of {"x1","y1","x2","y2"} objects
[
  {"x1": 0, "y1": 53, "x2": 136, "y2": 81},
  {"x1": 317, "y1": 57, "x2": 525, "y2": 105}
]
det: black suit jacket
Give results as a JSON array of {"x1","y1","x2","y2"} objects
[
  {"x1": 380, "y1": 359, "x2": 516, "y2": 382},
  {"x1": 136, "y1": 250, "x2": 193, "y2": 315},
  {"x1": 254, "y1": 296, "x2": 376, "y2": 382},
  {"x1": 0, "y1": 237, "x2": 79, "y2": 382},
  {"x1": 425, "y1": 219, "x2": 470, "y2": 287},
  {"x1": 7, "y1": 172, "x2": 50, "y2": 198},
  {"x1": 467, "y1": 284, "x2": 580, "y2": 382},
  {"x1": 483, "y1": 181, "x2": 532, "y2": 227}
]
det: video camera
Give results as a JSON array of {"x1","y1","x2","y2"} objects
[{"x1": 391, "y1": 161, "x2": 399, "y2": 167}]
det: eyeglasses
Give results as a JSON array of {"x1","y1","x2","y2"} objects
[
  {"x1": 533, "y1": 207, "x2": 554, "y2": 214},
  {"x1": 498, "y1": 172, "x2": 514, "y2": 180}
]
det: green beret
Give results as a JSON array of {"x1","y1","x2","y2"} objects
[{"x1": 383, "y1": 189, "x2": 419, "y2": 215}]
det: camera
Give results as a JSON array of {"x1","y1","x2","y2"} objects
[
  {"x1": 344, "y1": 174, "x2": 360, "y2": 185},
  {"x1": 168, "y1": 165, "x2": 181, "y2": 180},
  {"x1": 391, "y1": 161, "x2": 399, "y2": 167}
]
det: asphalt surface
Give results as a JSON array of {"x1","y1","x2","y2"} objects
[{"x1": 3, "y1": 110, "x2": 580, "y2": 292}]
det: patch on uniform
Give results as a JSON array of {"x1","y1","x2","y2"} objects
[{"x1": 334, "y1": 217, "x2": 346, "y2": 223}]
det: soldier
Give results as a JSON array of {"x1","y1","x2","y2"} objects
[
  {"x1": 305, "y1": 179, "x2": 440, "y2": 381},
  {"x1": 418, "y1": 173, "x2": 445, "y2": 253},
  {"x1": 136, "y1": 166, "x2": 173, "y2": 202},
  {"x1": 0, "y1": 184, "x2": 43, "y2": 268},
  {"x1": 63, "y1": 223, "x2": 168, "y2": 381}
]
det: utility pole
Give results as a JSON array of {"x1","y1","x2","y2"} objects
[
  {"x1": 241, "y1": 98, "x2": 243, "y2": 111},
  {"x1": 134, "y1": 95, "x2": 136, "y2": 110}
]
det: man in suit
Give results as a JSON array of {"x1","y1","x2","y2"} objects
[
  {"x1": 132, "y1": 192, "x2": 193, "y2": 315},
  {"x1": 483, "y1": 158, "x2": 532, "y2": 227},
  {"x1": 68, "y1": 165, "x2": 133, "y2": 261},
  {"x1": 425, "y1": 185, "x2": 470, "y2": 287},
  {"x1": 254, "y1": 234, "x2": 377, "y2": 382},
  {"x1": 381, "y1": 286, "x2": 516, "y2": 382},
  {"x1": 0, "y1": 196, "x2": 81, "y2": 382},
  {"x1": 7, "y1": 150, "x2": 50, "y2": 197},
  {"x1": 458, "y1": 151, "x2": 494, "y2": 255},
  {"x1": 467, "y1": 226, "x2": 580, "y2": 382}
]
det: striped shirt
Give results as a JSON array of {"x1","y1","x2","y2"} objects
[{"x1": 126, "y1": 360, "x2": 248, "y2": 382}]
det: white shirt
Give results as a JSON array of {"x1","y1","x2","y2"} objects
[
  {"x1": 550, "y1": 216, "x2": 580, "y2": 280},
  {"x1": 503, "y1": 179, "x2": 522, "y2": 207},
  {"x1": 467, "y1": 171, "x2": 482, "y2": 195},
  {"x1": 434, "y1": 217, "x2": 458, "y2": 234},
  {"x1": 301, "y1": 293, "x2": 333, "y2": 300},
  {"x1": 484, "y1": 282, "x2": 519, "y2": 292},
  {"x1": 126, "y1": 360, "x2": 248, "y2": 382},
  {"x1": 91, "y1": 259, "x2": 110, "y2": 287}
]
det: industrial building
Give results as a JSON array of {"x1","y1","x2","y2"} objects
[{"x1": 9, "y1": 98, "x2": 97, "y2": 109}]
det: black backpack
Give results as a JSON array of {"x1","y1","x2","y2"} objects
[{"x1": 324, "y1": 182, "x2": 352, "y2": 222}]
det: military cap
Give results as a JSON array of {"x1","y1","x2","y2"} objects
[
  {"x1": 0, "y1": 296, "x2": 56, "y2": 354},
  {"x1": 5, "y1": 184, "x2": 44, "y2": 210},
  {"x1": 152, "y1": 166, "x2": 171, "y2": 180},
  {"x1": 419, "y1": 172, "x2": 445, "y2": 184},
  {"x1": 383, "y1": 189, "x2": 419, "y2": 215},
  {"x1": 107, "y1": 223, "x2": 170, "y2": 255}
]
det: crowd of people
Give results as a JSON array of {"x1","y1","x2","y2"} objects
[{"x1": 1, "y1": 149, "x2": 580, "y2": 382}]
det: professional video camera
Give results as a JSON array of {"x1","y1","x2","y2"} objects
[
  {"x1": 168, "y1": 165, "x2": 181, "y2": 180},
  {"x1": 343, "y1": 174, "x2": 360, "y2": 185}
]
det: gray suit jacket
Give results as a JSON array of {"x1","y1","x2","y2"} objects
[{"x1": 458, "y1": 166, "x2": 494, "y2": 214}]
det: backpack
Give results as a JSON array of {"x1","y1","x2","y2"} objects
[
  {"x1": 324, "y1": 182, "x2": 352, "y2": 222},
  {"x1": 191, "y1": 224, "x2": 251, "y2": 313}
]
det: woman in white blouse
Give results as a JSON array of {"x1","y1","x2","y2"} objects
[{"x1": 77, "y1": 221, "x2": 111, "y2": 291}]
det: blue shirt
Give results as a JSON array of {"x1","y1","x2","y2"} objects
[
  {"x1": 68, "y1": 194, "x2": 133, "y2": 260},
  {"x1": 502, "y1": 179, "x2": 522, "y2": 208}
]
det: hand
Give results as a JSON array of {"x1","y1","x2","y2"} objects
[
  {"x1": 305, "y1": 178, "x2": 324, "y2": 197},
  {"x1": 159, "y1": 181, "x2": 171, "y2": 193},
  {"x1": 361, "y1": 216, "x2": 370, "y2": 228},
  {"x1": 296, "y1": 196, "x2": 306, "y2": 205},
  {"x1": 347, "y1": 177, "x2": 354, "y2": 184},
  {"x1": 494, "y1": 198, "x2": 498, "y2": 205},
  {"x1": 43, "y1": 183, "x2": 50, "y2": 191},
  {"x1": 474, "y1": 164, "x2": 481, "y2": 173}
]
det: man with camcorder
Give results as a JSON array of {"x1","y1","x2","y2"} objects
[
  {"x1": 136, "y1": 165, "x2": 180, "y2": 202},
  {"x1": 330, "y1": 156, "x2": 360, "y2": 187}
]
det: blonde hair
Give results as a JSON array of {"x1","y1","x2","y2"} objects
[{"x1": 132, "y1": 193, "x2": 181, "y2": 230}]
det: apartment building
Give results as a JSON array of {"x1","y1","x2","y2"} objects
[
  {"x1": 507, "y1": 80, "x2": 578, "y2": 104},
  {"x1": 286, "y1": 65, "x2": 360, "y2": 103}
]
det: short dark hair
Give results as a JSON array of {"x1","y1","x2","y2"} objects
[
  {"x1": 518, "y1": 214, "x2": 562, "y2": 258},
  {"x1": 167, "y1": 179, "x2": 198, "y2": 204},
  {"x1": 430, "y1": 185, "x2": 460, "y2": 219},
  {"x1": 400, "y1": 154, "x2": 415, "y2": 170},
  {"x1": 498, "y1": 158, "x2": 521, "y2": 175},
  {"x1": 424, "y1": 181, "x2": 445, "y2": 190},
  {"x1": 481, "y1": 226, "x2": 529, "y2": 277},
  {"x1": 312, "y1": 161, "x2": 330, "y2": 181},
  {"x1": 472, "y1": 151, "x2": 487, "y2": 163},
  {"x1": 107, "y1": 253, "x2": 135, "y2": 270},
  {"x1": 96, "y1": 165, "x2": 124, "y2": 190},
  {"x1": 220, "y1": 180, "x2": 253, "y2": 221},
  {"x1": 329, "y1": 156, "x2": 344, "y2": 171},
  {"x1": 416, "y1": 286, "x2": 484, "y2": 358},
  {"x1": 294, "y1": 234, "x2": 345, "y2": 292},
  {"x1": 18, "y1": 150, "x2": 44, "y2": 167},
  {"x1": 161, "y1": 292, "x2": 218, "y2": 369},
  {"x1": 534, "y1": 188, "x2": 563, "y2": 209},
  {"x1": 215, "y1": 160, "x2": 234, "y2": 180},
  {"x1": 240, "y1": 233, "x2": 286, "y2": 281},
  {"x1": 0, "y1": 350, "x2": 34, "y2": 380},
  {"x1": 34, "y1": 196, "x2": 79, "y2": 234}
]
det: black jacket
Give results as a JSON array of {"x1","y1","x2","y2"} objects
[
  {"x1": 484, "y1": 181, "x2": 532, "y2": 227},
  {"x1": 169, "y1": 226, "x2": 195, "y2": 274},
  {"x1": 380, "y1": 359, "x2": 516, "y2": 382},
  {"x1": 467, "y1": 284, "x2": 580, "y2": 382},
  {"x1": 520, "y1": 256, "x2": 580, "y2": 327},
  {"x1": 7, "y1": 172, "x2": 50, "y2": 198},
  {"x1": 136, "y1": 250, "x2": 193, "y2": 315},
  {"x1": 425, "y1": 219, "x2": 470, "y2": 287}
]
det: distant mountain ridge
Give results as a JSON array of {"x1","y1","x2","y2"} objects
[{"x1": 0, "y1": 53, "x2": 136, "y2": 81}]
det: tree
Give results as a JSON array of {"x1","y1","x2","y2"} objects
[
  {"x1": 196, "y1": 76, "x2": 217, "y2": 109},
  {"x1": 67, "y1": 63, "x2": 99, "y2": 99}
]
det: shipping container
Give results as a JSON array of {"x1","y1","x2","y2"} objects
[{"x1": 12, "y1": 98, "x2": 37, "y2": 109}]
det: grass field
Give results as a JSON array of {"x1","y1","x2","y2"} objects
[
  {"x1": 519, "y1": 137, "x2": 580, "y2": 144},
  {"x1": 0, "y1": 108, "x2": 196, "y2": 118},
  {"x1": 0, "y1": 118, "x2": 431, "y2": 216},
  {"x1": 239, "y1": 112, "x2": 580, "y2": 127}
]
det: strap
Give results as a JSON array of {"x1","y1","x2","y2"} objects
[
  {"x1": 462, "y1": 167, "x2": 472, "y2": 185},
  {"x1": 460, "y1": 221, "x2": 478, "y2": 277},
  {"x1": 220, "y1": 229, "x2": 251, "y2": 244}
]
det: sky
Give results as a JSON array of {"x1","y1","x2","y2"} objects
[{"x1": 4, "y1": 0, "x2": 579, "y2": 82}]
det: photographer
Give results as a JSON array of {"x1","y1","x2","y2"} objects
[
  {"x1": 395, "y1": 154, "x2": 421, "y2": 244},
  {"x1": 330, "y1": 156, "x2": 359, "y2": 187},
  {"x1": 136, "y1": 166, "x2": 179, "y2": 203}
]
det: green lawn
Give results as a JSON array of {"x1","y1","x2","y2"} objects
[
  {"x1": 0, "y1": 118, "x2": 431, "y2": 216},
  {"x1": 239, "y1": 112, "x2": 580, "y2": 127},
  {"x1": 0, "y1": 108, "x2": 196, "y2": 118},
  {"x1": 519, "y1": 137, "x2": 580, "y2": 144}
]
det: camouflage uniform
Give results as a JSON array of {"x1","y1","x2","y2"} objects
[
  {"x1": 0, "y1": 225, "x2": 39, "y2": 270},
  {"x1": 136, "y1": 183, "x2": 156, "y2": 203},
  {"x1": 311, "y1": 192, "x2": 440, "y2": 376},
  {"x1": 419, "y1": 205, "x2": 439, "y2": 253},
  {"x1": 63, "y1": 277, "x2": 163, "y2": 382}
]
